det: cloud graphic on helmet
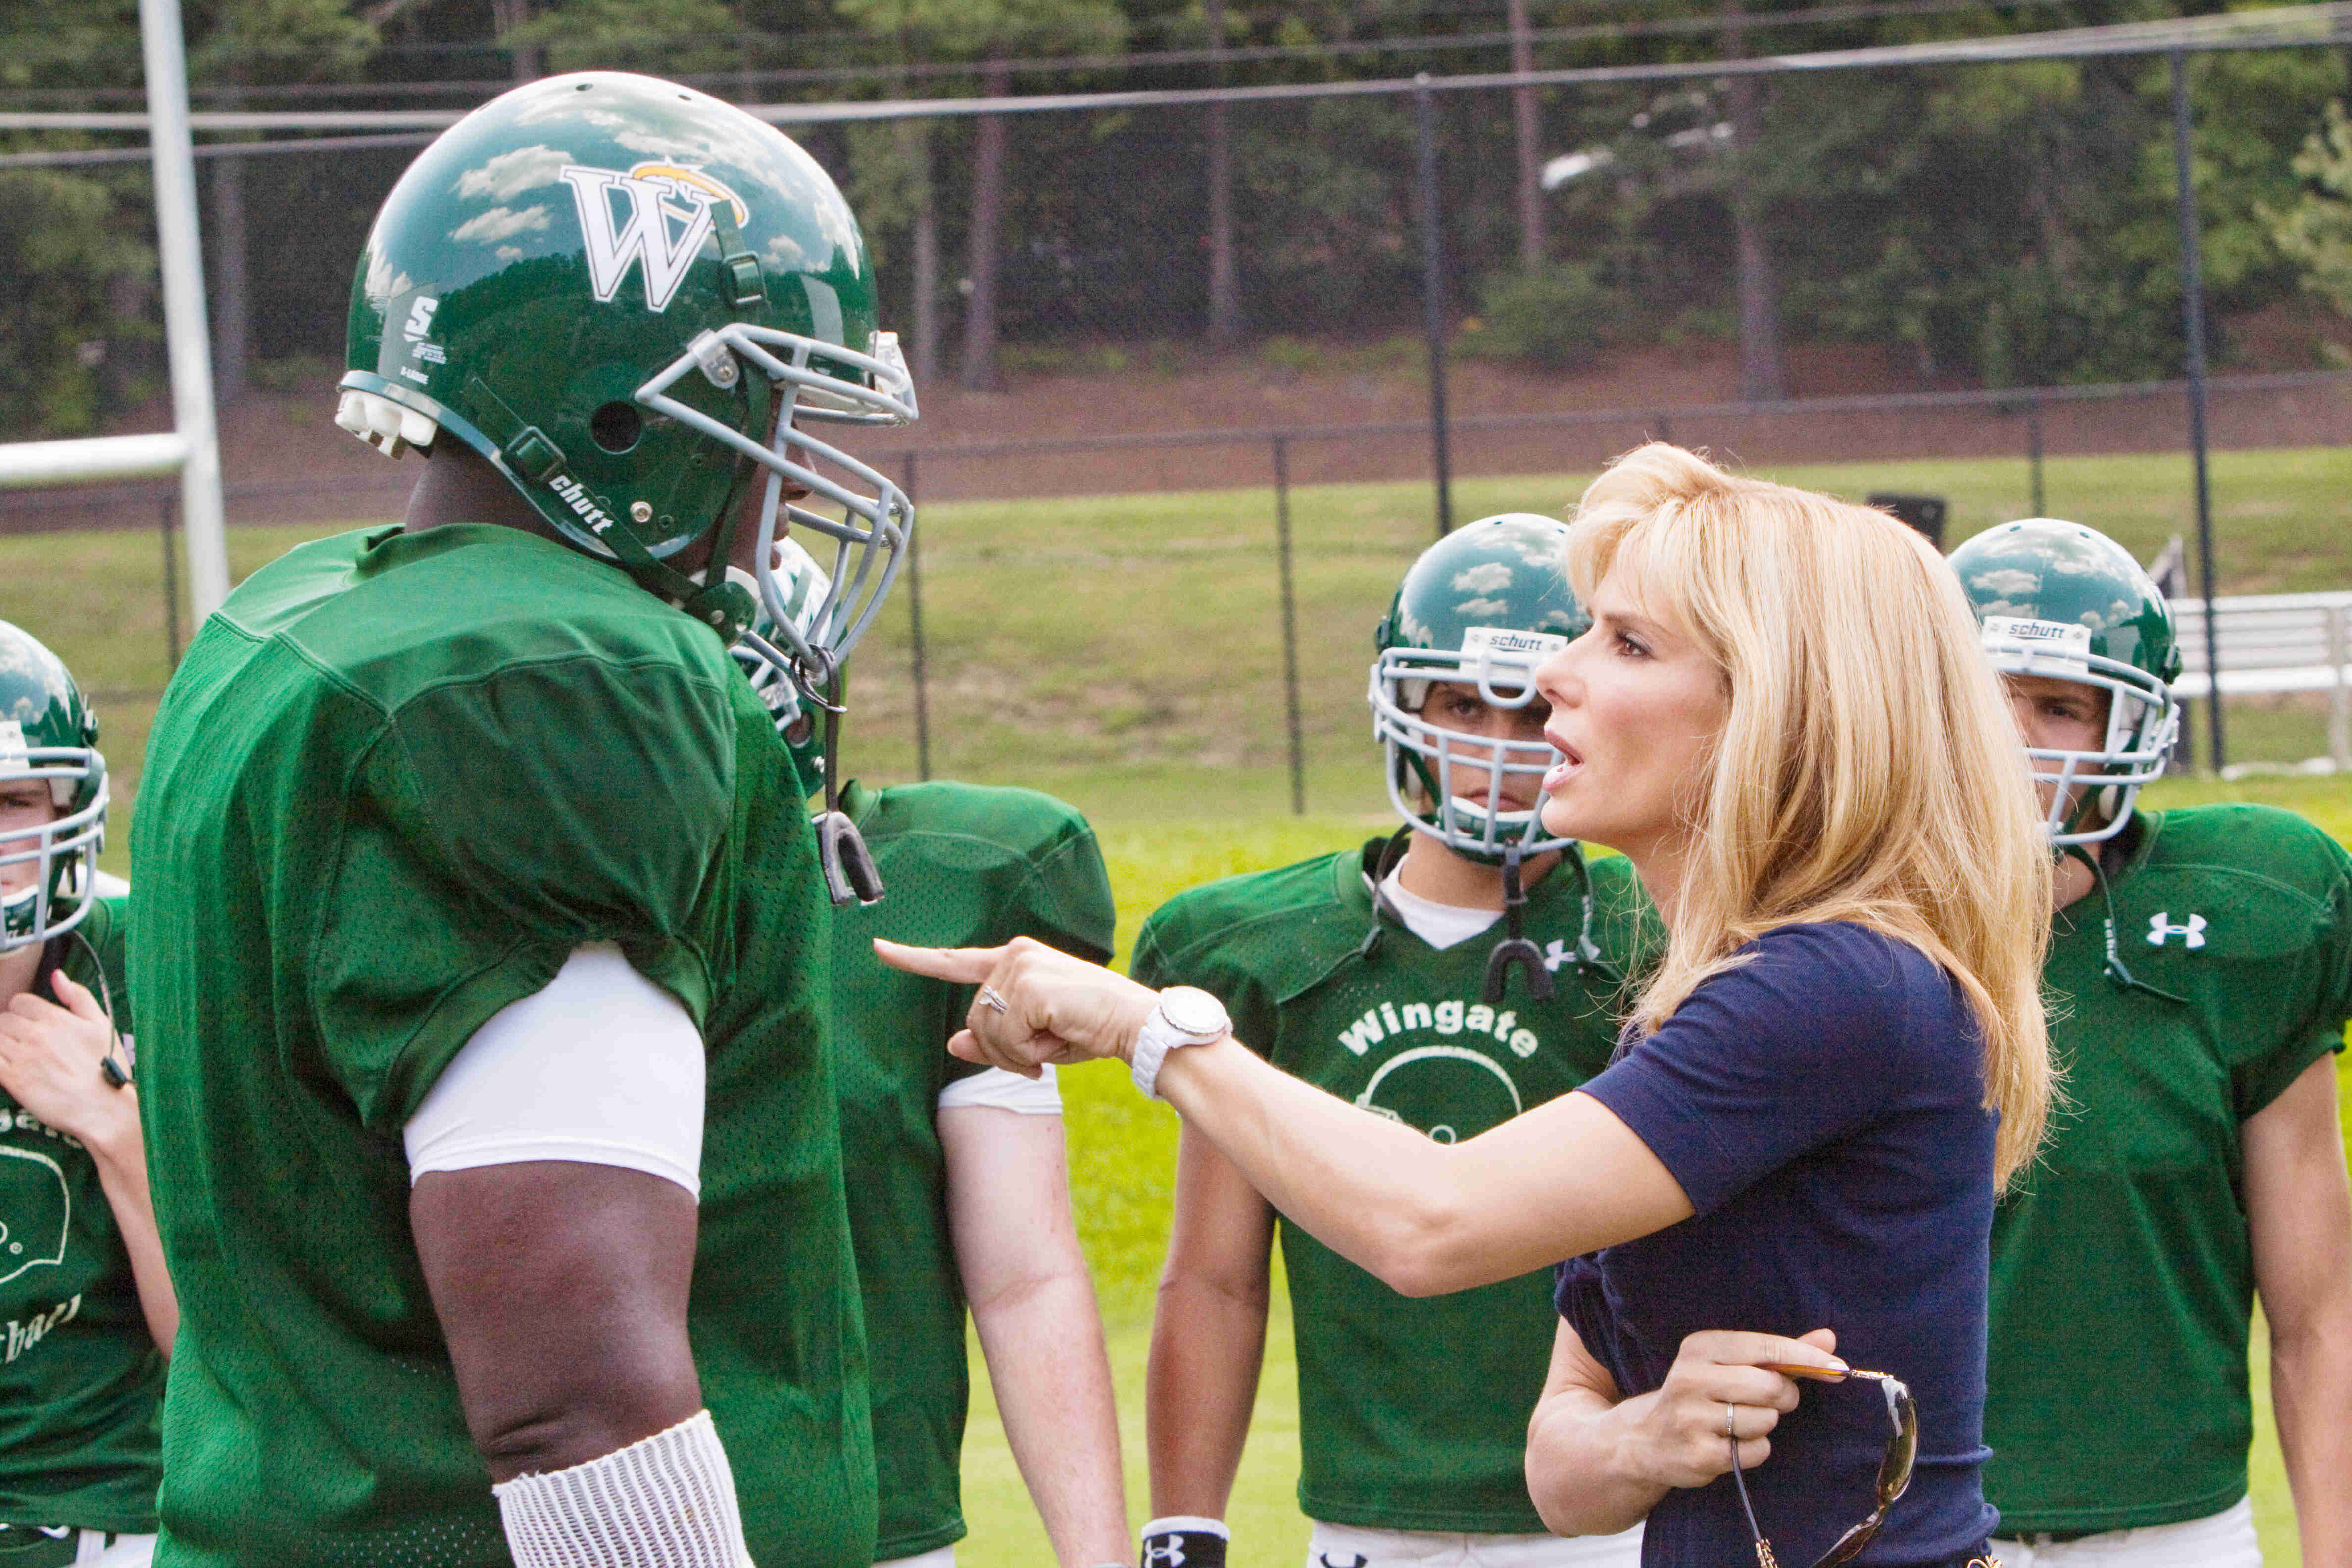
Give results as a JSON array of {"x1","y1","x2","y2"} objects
[
  {"x1": 455, "y1": 144, "x2": 577, "y2": 201},
  {"x1": 1452, "y1": 562, "x2": 1513, "y2": 594},
  {"x1": 1968, "y1": 567, "x2": 2040, "y2": 599},
  {"x1": 452, "y1": 204, "x2": 552, "y2": 244},
  {"x1": 1455, "y1": 596, "x2": 1512, "y2": 619},
  {"x1": 363, "y1": 254, "x2": 414, "y2": 306}
]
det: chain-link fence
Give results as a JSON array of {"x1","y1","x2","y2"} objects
[{"x1": 7, "y1": 8, "x2": 2352, "y2": 808}]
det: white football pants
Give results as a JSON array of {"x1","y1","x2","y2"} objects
[
  {"x1": 1991, "y1": 1497, "x2": 2260, "y2": 1568},
  {"x1": 874, "y1": 1549, "x2": 956, "y2": 1568},
  {"x1": 1304, "y1": 1520, "x2": 1644, "y2": 1568}
]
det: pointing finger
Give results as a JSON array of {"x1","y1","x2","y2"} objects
[{"x1": 872, "y1": 938, "x2": 1005, "y2": 984}]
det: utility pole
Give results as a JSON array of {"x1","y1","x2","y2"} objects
[
  {"x1": 1205, "y1": 0, "x2": 1240, "y2": 346},
  {"x1": 1721, "y1": 0, "x2": 1788, "y2": 400},
  {"x1": 1508, "y1": 0, "x2": 1543, "y2": 271}
]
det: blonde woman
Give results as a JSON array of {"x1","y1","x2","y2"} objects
[{"x1": 881, "y1": 444, "x2": 2051, "y2": 1568}]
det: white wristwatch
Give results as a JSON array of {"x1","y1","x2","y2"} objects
[{"x1": 1130, "y1": 986, "x2": 1230, "y2": 1101}]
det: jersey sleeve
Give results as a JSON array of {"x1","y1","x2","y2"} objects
[
  {"x1": 1575, "y1": 924, "x2": 1933, "y2": 1216},
  {"x1": 1001, "y1": 810, "x2": 1114, "y2": 964},
  {"x1": 1129, "y1": 897, "x2": 1286, "y2": 1067},
  {"x1": 312, "y1": 654, "x2": 738, "y2": 1132},
  {"x1": 2233, "y1": 830, "x2": 2352, "y2": 1120}
]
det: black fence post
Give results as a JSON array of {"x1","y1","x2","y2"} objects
[
  {"x1": 1273, "y1": 435, "x2": 1306, "y2": 816},
  {"x1": 2171, "y1": 49, "x2": 2226, "y2": 774},
  {"x1": 903, "y1": 452, "x2": 931, "y2": 782},
  {"x1": 160, "y1": 493, "x2": 182, "y2": 672},
  {"x1": 1414, "y1": 75, "x2": 1454, "y2": 539},
  {"x1": 2026, "y1": 391, "x2": 2046, "y2": 518}
]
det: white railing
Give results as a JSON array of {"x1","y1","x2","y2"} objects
[
  {"x1": 0, "y1": 0, "x2": 227, "y2": 619},
  {"x1": 2169, "y1": 590, "x2": 2352, "y2": 770}
]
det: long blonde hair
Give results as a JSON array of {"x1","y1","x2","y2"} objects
[{"x1": 1564, "y1": 444, "x2": 2054, "y2": 1186}]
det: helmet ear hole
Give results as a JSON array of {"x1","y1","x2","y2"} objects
[{"x1": 588, "y1": 401, "x2": 644, "y2": 454}]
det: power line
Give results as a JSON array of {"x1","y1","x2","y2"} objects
[
  {"x1": 2, "y1": 0, "x2": 2339, "y2": 158},
  {"x1": 0, "y1": 0, "x2": 2081, "y2": 108},
  {"x1": 0, "y1": 131, "x2": 438, "y2": 169}
]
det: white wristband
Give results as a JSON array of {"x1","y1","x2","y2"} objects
[
  {"x1": 1129, "y1": 988, "x2": 1229, "y2": 1101},
  {"x1": 493, "y1": 1408, "x2": 753, "y2": 1568}
]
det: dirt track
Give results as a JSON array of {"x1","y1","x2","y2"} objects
[{"x1": 10, "y1": 333, "x2": 2352, "y2": 534}]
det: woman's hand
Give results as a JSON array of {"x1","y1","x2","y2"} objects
[
  {"x1": 0, "y1": 972, "x2": 134, "y2": 1155},
  {"x1": 873, "y1": 936, "x2": 1160, "y2": 1078},
  {"x1": 1627, "y1": 1327, "x2": 1843, "y2": 1488}
]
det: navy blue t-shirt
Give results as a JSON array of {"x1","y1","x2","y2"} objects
[{"x1": 1553, "y1": 922, "x2": 2000, "y2": 1567}]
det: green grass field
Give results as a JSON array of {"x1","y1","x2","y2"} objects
[{"x1": 2, "y1": 447, "x2": 2348, "y2": 1565}]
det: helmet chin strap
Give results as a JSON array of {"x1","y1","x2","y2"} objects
[
  {"x1": 2062, "y1": 840, "x2": 2185, "y2": 1005},
  {"x1": 1482, "y1": 844, "x2": 1555, "y2": 1004},
  {"x1": 809, "y1": 662, "x2": 883, "y2": 907}
]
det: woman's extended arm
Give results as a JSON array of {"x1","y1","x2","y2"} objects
[
  {"x1": 875, "y1": 937, "x2": 1697, "y2": 1295},
  {"x1": 0, "y1": 972, "x2": 178, "y2": 1354}
]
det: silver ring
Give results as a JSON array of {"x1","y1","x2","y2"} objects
[
  {"x1": 978, "y1": 985, "x2": 1010, "y2": 1015},
  {"x1": 1725, "y1": 1403, "x2": 1740, "y2": 1442}
]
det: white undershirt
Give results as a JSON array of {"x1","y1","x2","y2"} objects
[
  {"x1": 937, "y1": 1063, "x2": 1063, "y2": 1115},
  {"x1": 1377, "y1": 867, "x2": 1504, "y2": 951},
  {"x1": 402, "y1": 942, "x2": 705, "y2": 1198}
]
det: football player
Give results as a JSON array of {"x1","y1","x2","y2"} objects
[
  {"x1": 1130, "y1": 517, "x2": 1654, "y2": 1568},
  {"x1": 745, "y1": 545, "x2": 1132, "y2": 1568},
  {"x1": 130, "y1": 74, "x2": 916, "y2": 1568},
  {"x1": 0, "y1": 621, "x2": 171, "y2": 1568},
  {"x1": 1950, "y1": 519, "x2": 2352, "y2": 1567}
]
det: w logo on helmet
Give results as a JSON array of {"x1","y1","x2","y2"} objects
[
  {"x1": 2147, "y1": 911, "x2": 2207, "y2": 949},
  {"x1": 560, "y1": 162, "x2": 749, "y2": 313}
]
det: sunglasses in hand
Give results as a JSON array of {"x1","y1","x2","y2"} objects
[{"x1": 1727, "y1": 1364, "x2": 1918, "y2": 1568}]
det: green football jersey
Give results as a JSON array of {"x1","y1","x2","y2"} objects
[
  {"x1": 1985, "y1": 804, "x2": 2352, "y2": 1534},
  {"x1": 1131, "y1": 842, "x2": 1657, "y2": 1534},
  {"x1": 129, "y1": 525, "x2": 872, "y2": 1568},
  {"x1": 0, "y1": 896, "x2": 162, "y2": 1534},
  {"x1": 828, "y1": 780, "x2": 1115, "y2": 1562}
]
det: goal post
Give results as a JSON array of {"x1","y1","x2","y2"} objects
[{"x1": 0, "y1": 0, "x2": 228, "y2": 618}]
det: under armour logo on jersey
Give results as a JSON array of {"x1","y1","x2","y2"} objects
[
  {"x1": 560, "y1": 162, "x2": 748, "y2": 313},
  {"x1": 1319, "y1": 1555, "x2": 1371, "y2": 1568},
  {"x1": 2147, "y1": 911, "x2": 2207, "y2": 949}
]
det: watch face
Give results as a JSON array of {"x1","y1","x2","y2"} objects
[{"x1": 1161, "y1": 987, "x2": 1227, "y2": 1038}]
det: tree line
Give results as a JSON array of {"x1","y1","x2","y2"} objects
[{"x1": 7, "y1": 0, "x2": 2352, "y2": 440}]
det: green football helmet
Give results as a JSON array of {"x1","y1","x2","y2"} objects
[
  {"x1": 0, "y1": 621, "x2": 106, "y2": 952},
  {"x1": 1948, "y1": 518, "x2": 2181, "y2": 846},
  {"x1": 336, "y1": 70, "x2": 917, "y2": 700},
  {"x1": 1370, "y1": 514, "x2": 1590, "y2": 859}
]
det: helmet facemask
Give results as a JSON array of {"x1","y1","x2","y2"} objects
[
  {"x1": 1982, "y1": 622, "x2": 2179, "y2": 847},
  {"x1": 639, "y1": 325, "x2": 916, "y2": 707},
  {"x1": 0, "y1": 736, "x2": 106, "y2": 953},
  {"x1": 1370, "y1": 640, "x2": 1570, "y2": 861}
]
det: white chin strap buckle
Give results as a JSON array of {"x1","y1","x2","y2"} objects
[{"x1": 335, "y1": 390, "x2": 437, "y2": 459}]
